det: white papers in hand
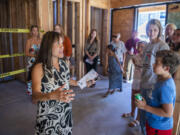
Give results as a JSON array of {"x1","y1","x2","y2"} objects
[
  {"x1": 77, "y1": 69, "x2": 98, "y2": 89},
  {"x1": 85, "y1": 58, "x2": 93, "y2": 65}
]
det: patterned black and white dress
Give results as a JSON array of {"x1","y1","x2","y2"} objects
[{"x1": 35, "y1": 59, "x2": 72, "y2": 135}]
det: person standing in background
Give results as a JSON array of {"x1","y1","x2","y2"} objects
[
  {"x1": 165, "y1": 23, "x2": 177, "y2": 50},
  {"x1": 25, "y1": 25, "x2": 41, "y2": 95},
  {"x1": 124, "y1": 31, "x2": 140, "y2": 82},
  {"x1": 122, "y1": 41, "x2": 145, "y2": 127},
  {"x1": 139, "y1": 19, "x2": 169, "y2": 135},
  {"x1": 172, "y1": 28, "x2": 180, "y2": 52},
  {"x1": 103, "y1": 44, "x2": 124, "y2": 97},
  {"x1": 84, "y1": 29, "x2": 100, "y2": 73},
  {"x1": 110, "y1": 33, "x2": 126, "y2": 71},
  {"x1": 54, "y1": 24, "x2": 72, "y2": 60}
]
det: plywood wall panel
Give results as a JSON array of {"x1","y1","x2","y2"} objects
[
  {"x1": 112, "y1": 9, "x2": 134, "y2": 43},
  {"x1": 111, "y1": 0, "x2": 170, "y2": 8},
  {"x1": 0, "y1": 0, "x2": 38, "y2": 82}
]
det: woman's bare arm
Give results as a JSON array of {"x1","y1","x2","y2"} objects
[
  {"x1": 25, "y1": 39, "x2": 35, "y2": 57},
  {"x1": 32, "y1": 63, "x2": 75, "y2": 103}
]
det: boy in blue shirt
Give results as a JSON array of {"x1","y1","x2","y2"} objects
[{"x1": 136, "y1": 50, "x2": 180, "y2": 135}]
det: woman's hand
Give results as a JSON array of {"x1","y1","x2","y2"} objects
[
  {"x1": 120, "y1": 66, "x2": 124, "y2": 73},
  {"x1": 105, "y1": 66, "x2": 108, "y2": 75},
  {"x1": 86, "y1": 79, "x2": 96, "y2": 87},
  {"x1": 89, "y1": 56, "x2": 93, "y2": 61},
  {"x1": 135, "y1": 97, "x2": 147, "y2": 110},
  {"x1": 132, "y1": 58, "x2": 136, "y2": 65},
  {"x1": 51, "y1": 85, "x2": 75, "y2": 103}
]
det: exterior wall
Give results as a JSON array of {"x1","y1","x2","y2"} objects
[
  {"x1": 111, "y1": 0, "x2": 171, "y2": 8},
  {"x1": 112, "y1": 9, "x2": 134, "y2": 43}
]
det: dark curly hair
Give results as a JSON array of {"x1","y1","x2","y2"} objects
[
  {"x1": 107, "y1": 44, "x2": 116, "y2": 52},
  {"x1": 156, "y1": 50, "x2": 180, "y2": 75}
]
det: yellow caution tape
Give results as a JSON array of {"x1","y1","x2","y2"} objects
[
  {"x1": 0, "y1": 53, "x2": 25, "y2": 59},
  {"x1": 0, "y1": 28, "x2": 44, "y2": 33},
  {"x1": 0, "y1": 68, "x2": 26, "y2": 78}
]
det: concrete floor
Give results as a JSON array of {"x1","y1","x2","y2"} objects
[{"x1": 0, "y1": 78, "x2": 142, "y2": 135}]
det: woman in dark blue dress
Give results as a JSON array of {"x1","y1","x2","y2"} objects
[{"x1": 103, "y1": 44, "x2": 123, "y2": 97}]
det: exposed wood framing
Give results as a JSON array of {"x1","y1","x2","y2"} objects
[
  {"x1": 71, "y1": 2, "x2": 75, "y2": 77},
  {"x1": 86, "y1": 0, "x2": 110, "y2": 38},
  {"x1": 81, "y1": 0, "x2": 86, "y2": 78},
  {"x1": 63, "y1": 0, "x2": 68, "y2": 34},
  {"x1": 37, "y1": 0, "x2": 53, "y2": 32},
  {"x1": 67, "y1": 0, "x2": 80, "y2": 2},
  {"x1": 90, "y1": 0, "x2": 109, "y2": 9},
  {"x1": 86, "y1": 0, "x2": 91, "y2": 38},
  {"x1": 86, "y1": 0, "x2": 110, "y2": 75},
  {"x1": 72, "y1": 2, "x2": 75, "y2": 44},
  {"x1": 57, "y1": 0, "x2": 61, "y2": 24},
  {"x1": 75, "y1": 3, "x2": 80, "y2": 79}
]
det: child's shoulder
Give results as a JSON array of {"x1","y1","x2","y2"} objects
[
  {"x1": 157, "y1": 40, "x2": 169, "y2": 49},
  {"x1": 160, "y1": 78, "x2": 175, "y2": 91}
]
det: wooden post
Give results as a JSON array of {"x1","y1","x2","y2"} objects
[
  {"x1": 75, "y1": 2, "x2": 80, "y2": 79},
  {"x1": 173, "y1": 102, "x2": 180, "y2": 135},
  {"x1": 63, "y1": 0, "x2": 68, "y2": 35},
  {"x1": 57, "y1": 0, "x2": 61, "y2": 24},
  {"x1": 37, "y1": 0, "x2": 53, "y2": 32},
  {"x1": 71, "y1": 2, "x2": 75, "y2": 77},
  {"x1": 74, "y1": 0, "x2": 85, "y2": 79},
  {"x1": 82, "y1": 0, "x2": 86, "y2": 78},
  {"x1": 103, "y1": 8, "x2": 110, "y2": 75},
  {"x1": 86, "y1": 0, "x2": 91, "y2": 38},
  {"x1": 173, "y1": 77, "x2": 180, "y2": 135},
  {"x1": 72, "y1": 2, "x2": 75, "y2": 45},
  {"x1": 48, "y1": 0, "x2": 53, "y2": 30},
  {"x1": 76, "y1": 0, "x2": 84, "y2": 79}
]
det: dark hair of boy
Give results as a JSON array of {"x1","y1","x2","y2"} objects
[
  {"x1": 107, "y1": 44, "x2": 116, "y2": 52},
  {"x1": 156, "y1": 50, "x2": 180, "y2": 75}
]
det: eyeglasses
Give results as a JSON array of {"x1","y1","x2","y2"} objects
[{"x1": 112, "y1": 35, "x2": 117, "y2": 38}]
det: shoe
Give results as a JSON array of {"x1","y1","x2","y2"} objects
[
  {"x1": 103, "y1": 91, "x2": 111, "y2": 98},
  {"x1": 90, "y1": 84, "x2": 96, "y2": 88},
  {"x1": 121, "y1": 113, "x2": 132, "y2": 118},
  {"x1": 110, "y1": 89, "x2": 115, "y2": 94},
  {"x1": 123, "y1": 79, "x2": 128, "y2": 83},
  {"x1": 128, "y1": 120, "x2": 140, "y2": 127},
  {"x1": 117, "y1": 89, "x2": 122, "y2": 92}
]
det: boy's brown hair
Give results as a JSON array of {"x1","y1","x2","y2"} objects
[{"x1": 156, "y1": 50, "x2": 180, "y2": 75}]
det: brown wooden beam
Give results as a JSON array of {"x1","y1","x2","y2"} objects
[{"x1": 63, "y1": 0, "x2": 68, "y2": 34}]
